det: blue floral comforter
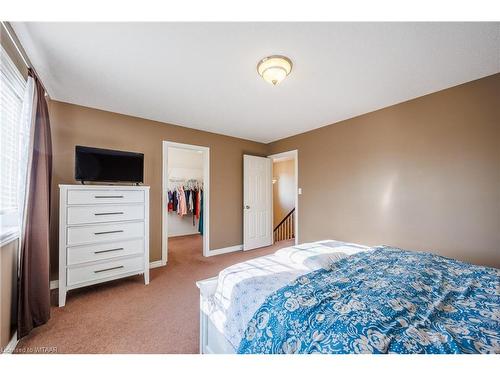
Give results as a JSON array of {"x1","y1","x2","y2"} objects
[{"x1": 237, "y1": 247, "x2": 500, "y2": 354}]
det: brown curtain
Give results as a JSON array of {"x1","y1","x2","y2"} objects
[{"x1": 17, "y1": 70, "x2": 52, "y2": 339}]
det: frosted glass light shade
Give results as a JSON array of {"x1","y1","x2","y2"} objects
[{"x1": 257, "y1": 55, "x2": 292, "y2": 85}]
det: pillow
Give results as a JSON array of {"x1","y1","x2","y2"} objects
[
  {"x1": 302, "y1": 252, "x2": 350, "y2": 270},
  {"x1": 275, "y1": 240, "x2": 368, "y2": 271}
]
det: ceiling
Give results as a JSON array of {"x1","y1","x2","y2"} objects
[{"x1": 12, "y1": 22, "x2": 500, "y2": 143}]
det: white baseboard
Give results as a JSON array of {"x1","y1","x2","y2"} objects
[
  {"x1": 168, "y1": 233, "x2": 200, "y2": 238},
  {"x1": 50, "y1": 280, "x2": 59, "y2": 290},
  {"x1": 149, "y1": 260, "x2": 166, "y2": 269},
  {"x1": 49, "y1": 261, "x2": 167, "y2": 290},
  {"x1": 206, "y1": 244, "x2": 243, "y2": 257},
  {"x1": 2, "y1": 331, "x2": 18, "y2": 354}
]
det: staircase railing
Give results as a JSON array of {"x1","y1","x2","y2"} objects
[{"x1": 273, "y1": 208, "x2": 295, "y2": 242}]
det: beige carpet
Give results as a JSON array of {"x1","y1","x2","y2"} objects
[{"x1": 15, "y1": 236, "x2": 294, "y2": 353}]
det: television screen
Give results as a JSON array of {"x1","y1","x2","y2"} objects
[{"x1": 75, "y1": 146, "x2": 144, "y2": 183}]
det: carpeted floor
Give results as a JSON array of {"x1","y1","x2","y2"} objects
[{"x1": 15, "y1": 235, "x2": 294, "y2": 354}]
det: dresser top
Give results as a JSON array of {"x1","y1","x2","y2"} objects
[{"x1": 59, "y1": 184, "x2": 150, "y2": 190}]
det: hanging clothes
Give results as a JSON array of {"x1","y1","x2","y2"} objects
[
  {"x1": 192, "y1": 190, "x2": 196, "y2": 226},
  {"x1": 178, "y1": 186, "x2": 187, "y2": 216},
  {"x1": 185, "y1": 189, "x2": 190, "y2": 213},
  {"x1": 190, "y1": 188, "x2": 196, "y2": 226},
  {"x1": 189, "y1": 189, "x2": 195, "y2": 213},
  {"x1": 198, "y1": 189, "x2": 203, "y2": 235},
  {"x1": 192, "y1": 189, "x2": 197, "y2": 217},
  {"x1": 195, "y1": 189, "x2": 201, "y2": 220},
  {"x1": 167, "y1": 179, "x2": 203, "y2": 230},
  {"x1": 167, "y1": 191, "x2": 173, "y2": 212},
  {"x1": 172, "y1": 190, "x2": 178, "y2": 212}
]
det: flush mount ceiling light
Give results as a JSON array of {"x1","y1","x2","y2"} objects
[{"x1": 257, "y1": 55, "x2": 293, "y2": 85}]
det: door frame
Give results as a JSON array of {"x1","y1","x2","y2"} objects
[
  {"x1": 267, "y1": 149, "x2": 299, "y2": 245},
  {"x1": 162, "y1": 141, "x2": 210, "y2": 263}
]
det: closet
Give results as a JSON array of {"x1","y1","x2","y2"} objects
[{"x1": 167, "y1": 147, "x2": 204, "y2": 238}]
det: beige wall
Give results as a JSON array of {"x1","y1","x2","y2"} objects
[
  {"x1": 269, "y1": 73, "x2": 500, "y2": 268},
  {"x1": 273, "y1": 159, "x2": 295, "y2": 227},
  {"x1": 0, "y1": 239, "x2": 18, "y2": 350},
  {"x1": 48, "y1": 73, "x2": 500, "y2": 278},
  {"x1": 49, "y1": 101, "x2": 268, "y2": 277}
]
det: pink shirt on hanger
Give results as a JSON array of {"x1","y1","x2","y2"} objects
[{"x1": 178, "y1": 186, "x2": 187, "y2": 216}]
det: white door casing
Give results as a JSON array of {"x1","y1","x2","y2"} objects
[
  {"x1": 162, "y1": 141, "x2": 210, "y2": 261},
  {"x1": 267, "y1": 149, "x2": 299, "y2": 246},
  {"x1": 243, "y1": 155, "x2": 272, "y2": 251}
]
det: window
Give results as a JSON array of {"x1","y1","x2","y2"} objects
[{"x1": 0, "y1": 45, "x2": 28, "y2": 242}]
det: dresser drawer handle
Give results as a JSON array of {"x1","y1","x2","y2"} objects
[
  {"x1": 94, "y1": 195, "x2": 124, "y2": 199},
  {"x1": 94, "y1": 247, "x2": 124, "y2": 254},
  {"x1": 94, "y1": 230, "x2": 124, "y2": 235},
  {"x1": 94, "y1": 265, "x2": 124, "y2": 273},
  {"x1": 94, "y1": 212, "x2": 124, "y2": 216}
]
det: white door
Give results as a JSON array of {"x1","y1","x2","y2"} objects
[{"x1": 243, "y1": 155, "x2": 272, "y2": 251}]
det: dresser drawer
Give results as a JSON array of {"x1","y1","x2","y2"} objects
[
  {"x1": 67, "y1": 190, "x2": 144, "y2": 205},
  {"x1": 67, "y1": 204, "x2": 144, "y2": 225},
  {"x1": 67, "y1": 256, "x2": 144, "y2": 286},
  {"x1": 67, "y1": 239, "x2": 144, "y2": 265},
  {"x1": 67, "y1": 222, "x2": 144, "y2": 246}
]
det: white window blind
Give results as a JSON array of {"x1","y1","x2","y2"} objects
[{"x1": 0, "y1": 45, "x2": 28, "y2": 239}]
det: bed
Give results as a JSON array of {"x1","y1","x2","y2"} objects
[{"x1": 196, "y1": 240, "x2": 500, "y2": 354}]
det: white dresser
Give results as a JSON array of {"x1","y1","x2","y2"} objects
[{"x1": 58, "y1": 184, "x2": 150, "y2": 307}]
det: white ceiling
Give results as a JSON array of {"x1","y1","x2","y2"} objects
[{"x1": 12, "y1": 22, "x2": 500, "y2": 143}]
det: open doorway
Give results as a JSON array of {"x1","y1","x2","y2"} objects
[
  {"x1": 162, "y1": 141, "x2": 210, "y2": 264},
  {"x1": 268, "y1": 150, "x2": 298, "y2": 245}
]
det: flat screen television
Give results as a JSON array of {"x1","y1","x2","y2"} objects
[{"x1": 75, "y1": 146, "x2": 144, "y2": 183}]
